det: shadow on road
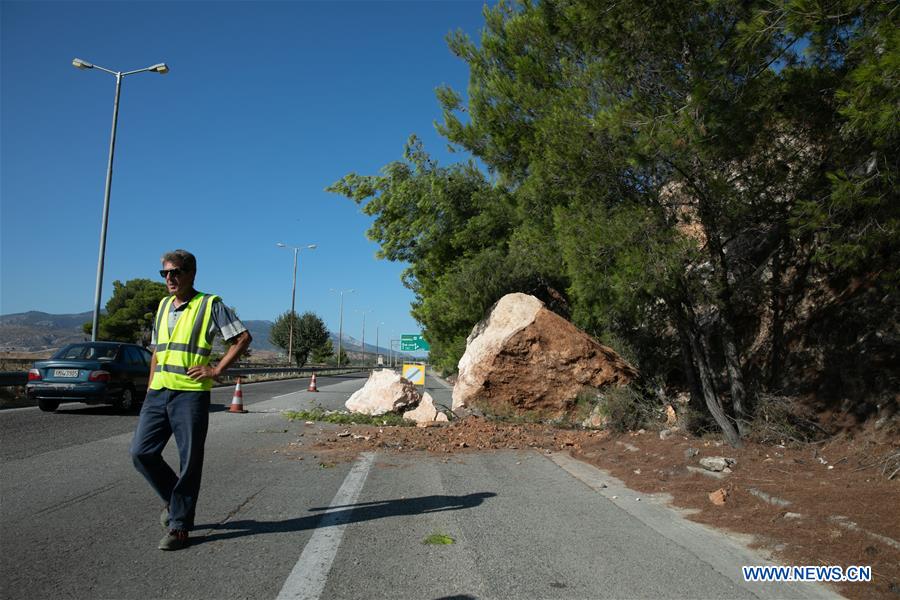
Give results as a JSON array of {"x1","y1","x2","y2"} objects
[{"x1": 193, "y1": 492, "x2": 496, "y2": 545}]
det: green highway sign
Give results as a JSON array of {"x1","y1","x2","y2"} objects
[{"x1": 400, "y1": 334, "x2": 430, "y2": 351}]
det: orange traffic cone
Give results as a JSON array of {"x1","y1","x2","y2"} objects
[
  {"x1": 308, "y1": 373, "x2": 318, "y2": 392},
  {"x1": 228, "y1": 378, "x2": 247, "y2": 413}
]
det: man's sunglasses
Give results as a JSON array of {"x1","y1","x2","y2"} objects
[{"x1": 159, "y1": 268, "x2": 186, "y2": 279}]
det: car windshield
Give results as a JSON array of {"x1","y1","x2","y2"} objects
[{"x1": 53, "y1": 344, "x2": 118, "y2": 360}]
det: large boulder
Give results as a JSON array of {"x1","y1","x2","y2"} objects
[
  {"x1": 346, "y1": 369, "x2": 421, "y2": 416},
  {"x1": 402, "y1": 392, "x2": 449, "y2": 424},
  {"x1": 452, "y1": 293, "x2": 637, "y2": 415}
]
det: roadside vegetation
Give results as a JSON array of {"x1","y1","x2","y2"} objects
[
  {"x1": 328, "y1": 0, "x2": 898, "y2": 446},
  {"x1": 283, "y1": 406, "x2": 416, "y2": 427},
  {"x1": 269, "y1": 311, "x2": 332, "y2": 366},
  {"x1": 82, "y1": 278, "x2": 166, "y2": 345}
]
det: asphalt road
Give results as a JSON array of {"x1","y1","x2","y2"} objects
[
  {"x1": 1, "y1": 372, "x2": 837, "y2": 600},
  {"x1": 0, "y1": 372, "x2": 371, "y2": 461}
]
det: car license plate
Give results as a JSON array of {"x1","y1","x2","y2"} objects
[{"x1": 53, "y1": 369, "x2": 79, "y2": 378}]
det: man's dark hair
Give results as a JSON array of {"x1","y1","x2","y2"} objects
[{"x1": 161, "y1": 249, "x2": 197, "y2": 272}]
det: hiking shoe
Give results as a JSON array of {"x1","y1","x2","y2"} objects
[
  {"x1": 160, "y1": 506, "x2": 169, "y2": 529},
  {"x1": 158, "y1": 529, "x2": 189, "y2": 551}
]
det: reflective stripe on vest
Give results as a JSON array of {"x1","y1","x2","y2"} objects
[
  {"x1": 155, "y1": 342, "x2": 213, "y2": 356},
  {"x1": 150, "y1": 292, "x2": 219, "y2": 391}
]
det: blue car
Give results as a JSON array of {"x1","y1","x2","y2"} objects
[{"x1": 27, "y1": 342, "x2": 152, "y2": 412}]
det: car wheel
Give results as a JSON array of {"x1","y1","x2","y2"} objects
[
  {"x1": 116, "y1": 387, "x2": 136, "y2": 412},
  {"x1": 38, "y1": 399, "x2": 60, "y2": 412}
]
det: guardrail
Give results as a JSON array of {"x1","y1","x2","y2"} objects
[
  {"x1": 226, "y1": 364, "x2": 394, "y2": 375},
  {"x1": 227, "y1": 365, "x2": 331, "y2": 376},
  {"x1": 220, "y1": 365, "x2": 357, "y2": 384},
  {"x1": 0, "y1": 365, "x2": 389, "y2": 388},
  {"x1": 0, "y1": 371, "x2": 27, "y2": 387},
  {"x1": 0, "y1": 364, "x2": 403, "y2": 388}
]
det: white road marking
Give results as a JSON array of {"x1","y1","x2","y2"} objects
[
  {"x1": 275, "y1": 452, "x2": 376, "y2": 600},
  {"x1": 272, "y1": 392, "x2": 298, "y2": 399}
]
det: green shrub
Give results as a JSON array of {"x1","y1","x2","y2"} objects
[
  {"x1": 283, "y1": 406, "x2": 415, "y2": 427},
  {"x1": 571, "y1": 387, "x2": 601, "y2": 423},
  {"x1": 596, "y1": 385, "x2": 651, "y2": 432}
]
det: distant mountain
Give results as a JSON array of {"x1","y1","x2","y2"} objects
[
  {"x1": 0, "y1": 311, "x2": 94, "y2": 352},
  {"x1": 0, "y1": 310, "x2": 282, "y2": 353},
  {"x1": 240, "y1": 320, "x2": 277, "y2": 351},
  {"x1": 0, "y1": 311, "x2": 412, "y2": 359}
]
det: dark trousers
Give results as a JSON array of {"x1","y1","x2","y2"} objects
[{"x1": 130, "y1": 388, "x2": 210, "y2": 531}]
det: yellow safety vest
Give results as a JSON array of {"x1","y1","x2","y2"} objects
[{"x1": 150, "y1": 292, "x2": 219, "y2": 391}]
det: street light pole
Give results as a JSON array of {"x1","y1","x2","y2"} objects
[
  {"x1": 356, "y1": 309, "x2": 373, "y2": 366},
  {"x1": 376, "y1": 322, "x2": 384, "y2": 366},
  {"x1": 91, "y1": 72, "x2": 121, "y2": 343},
  {"x1": 330, "y1": 289, "x2": 354, "y2": 367},
  {"x1": 276, "y1": 242, "x2": 316, "y2": 364},
  {"x1": 73, "y1": 58, "x2": 168, "y2": 341},
  {"x1": 289, "y1": 247, "x2": 297, "y2": 362}
]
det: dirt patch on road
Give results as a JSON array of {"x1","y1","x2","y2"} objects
[{"x1": 280, "y1": 416, "x2": 899, "y2": 599}]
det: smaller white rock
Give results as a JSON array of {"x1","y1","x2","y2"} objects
[
  {"x1": 346, "y1": 369, "x2": 421, "y2": 415},
  {"x1": 402, "y1": 392, "x2": 450, "y2": 424}
]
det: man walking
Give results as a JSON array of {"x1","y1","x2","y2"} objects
[{"x1": 131, "y1": 249, "x2": 252, "y2": 550}]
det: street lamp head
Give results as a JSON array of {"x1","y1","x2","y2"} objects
[
  {"x1": 150, "y1": 63, "x2": 169, "y2": 74},
  {"x1": 307, "y1": 244, "x2": 317, "y2": 250},
  {"x1": 72, "y1": 58, "x2": 93, "y2": 70},
  {"x1": 276, "y1": 242, "x2": 286, "y2": 248}
]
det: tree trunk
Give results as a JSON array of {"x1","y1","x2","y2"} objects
[
  {"x1": 721, "y1": 319, "x2": 749, "y2": 436},
  {"x1": 695, "y1": 196, "x2": 751, "y2": 436},
  {"x1": 677, "y1": 323, "x2": 704, "y2": 410},
  {"x1": 676, "y1": 302, "x2": 743, "y2": 447},
  {"x1": 768, "y1": 244, "x2": 787, "y2": 387}
]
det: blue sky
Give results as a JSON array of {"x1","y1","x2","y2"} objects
[{"x1": 1, "y1": 0, "x2": 488, "y2": 351}]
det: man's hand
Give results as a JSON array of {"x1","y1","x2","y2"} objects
[
  {"x1": 187, "y1": 365, "x2": 219, "y2": 381},
  {"x1": 186, "y1": 331, "x2": 251, "y2": 383}
]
